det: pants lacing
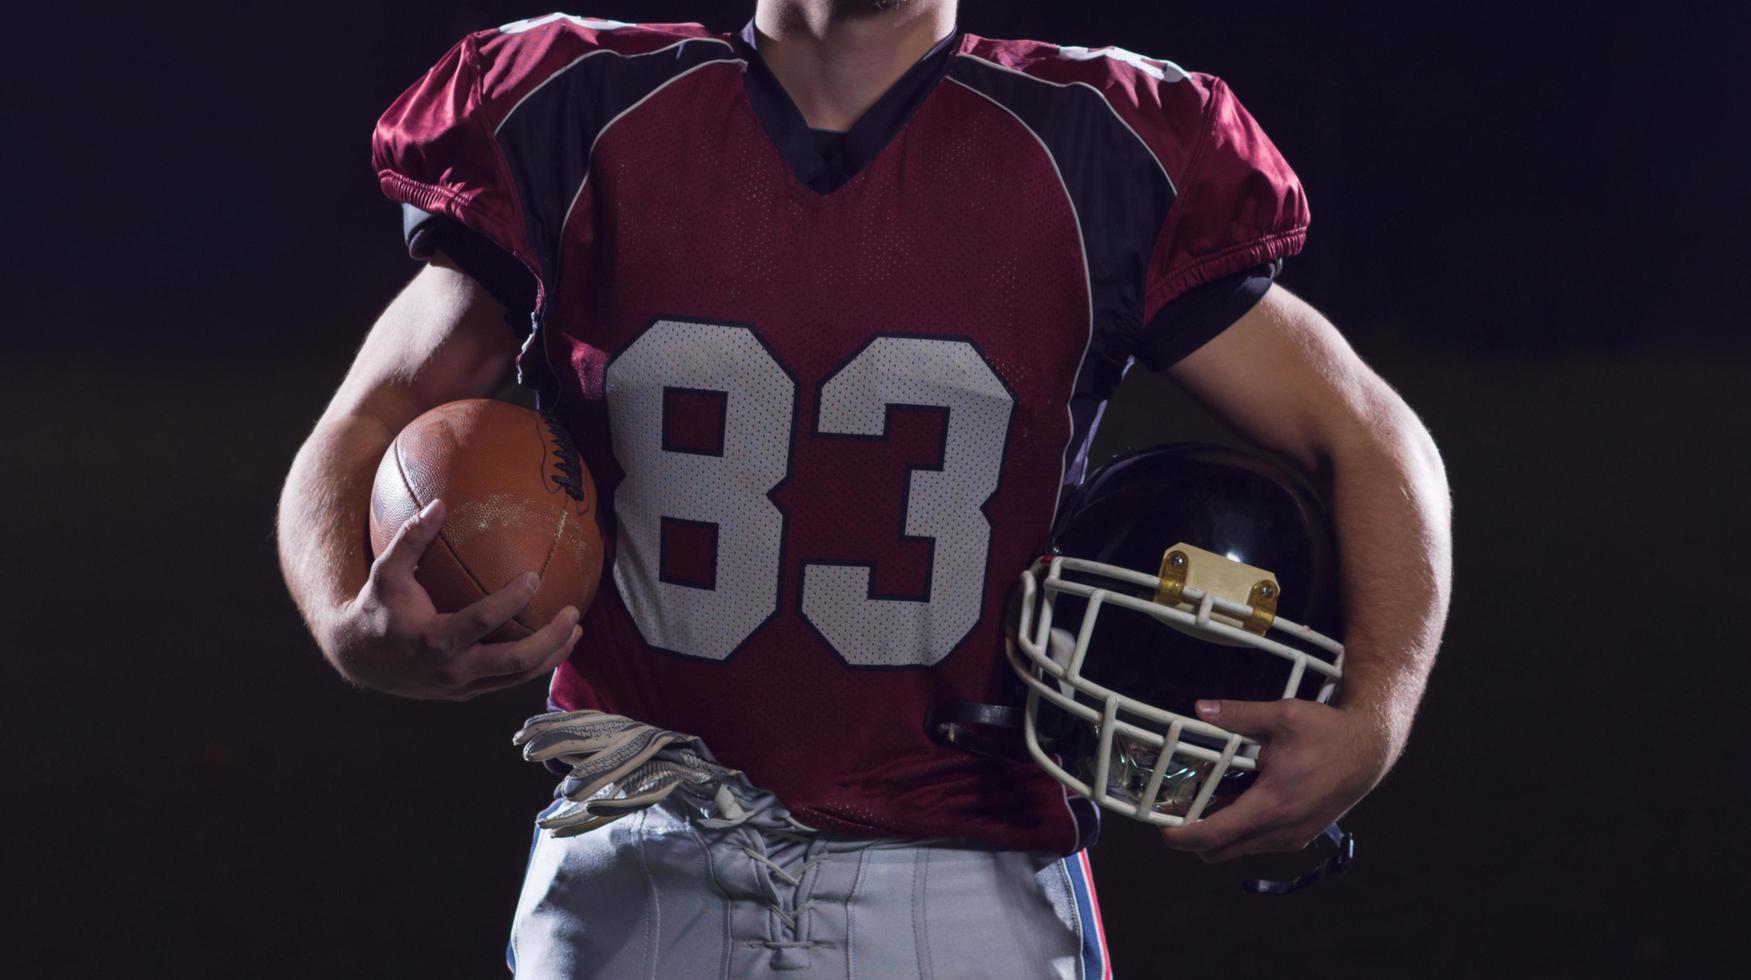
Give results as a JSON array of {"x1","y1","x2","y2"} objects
[{"x1": 692, "y1": 781, "x2": 837, "y2": 952}]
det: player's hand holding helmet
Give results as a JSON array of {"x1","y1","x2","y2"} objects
[{"x1": 1006, "y1": 444, "x2": 1357, "y2": 889}]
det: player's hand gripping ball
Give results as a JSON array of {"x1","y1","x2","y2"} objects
[{"x1": 369, "y1": 400, "x2": 603, "y2": 643}]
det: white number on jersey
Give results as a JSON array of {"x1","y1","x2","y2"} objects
[
  {"x1": 605, "y1": 319, "x2": 794, "y2": 661},
  {"x1": 802, "y1": 338, "x2": 1012, "y2": 666},
  {"x1": 606, "y1": 324, "x2": 1016, "y2": 667}
]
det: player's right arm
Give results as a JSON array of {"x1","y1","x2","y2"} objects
[{"x1": 275, "y1": 253, "x2": 581, "y2": 700}]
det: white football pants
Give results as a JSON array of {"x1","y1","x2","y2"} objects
[{"x1": 508, "y1": 779, "x2": 1111, "y2": 979}]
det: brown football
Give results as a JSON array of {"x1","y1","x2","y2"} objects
[{"x1": 368, "y1": 399, "x2": 603, "y2": 642}]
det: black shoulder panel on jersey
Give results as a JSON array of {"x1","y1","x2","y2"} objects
[
  {"x1": 493, "y1": 37, "x2": 742, "y2": 289},
  {"x1": 944, "y1": 55, "x2": 1177, "y2": 370},
  {"x1": 945, "y1": 54, "x2": 1178, "y2": 501}
]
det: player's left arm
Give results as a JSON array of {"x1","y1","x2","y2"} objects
[{"x1": 1157, "y1": 283, "x2": 1453, "y2": 861}]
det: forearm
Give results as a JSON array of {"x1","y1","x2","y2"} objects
[
  {"x1": 276, "y1": 258, "x2": 518, "y2": 659},
  {"x1": 1321, "y1": 406, "x2": 1452, "y2": 770},
  {"x1": 275, "y1": 411, "x2": 398, "y2": 654}
]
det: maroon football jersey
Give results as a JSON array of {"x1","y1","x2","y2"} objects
[{"x1": 372, "y1": 13, "x2": 1307, "y2": 853}]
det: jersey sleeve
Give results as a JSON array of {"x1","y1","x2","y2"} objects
[
  {"x1": 405, "y1": 207, "x2": 539, "y2": 327},
  {"x1": 371, "y1": 17, "x2": 726, "y2": 305},
  {"x1": 1134, "y1": 259, "x2": 1280, "y2": 369},
  {"x1": 371, "y1": 31, "x2": 539, "y2": 278},
  {"x1": 1134, "y1": 75, "x2": 1308, "y2": 367}
]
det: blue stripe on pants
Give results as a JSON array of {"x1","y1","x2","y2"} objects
[{"x1": 1063, "y1": 851, "x2": 1110, "y2": 979}]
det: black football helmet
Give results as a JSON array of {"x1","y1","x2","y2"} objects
[{"x1": 1006, "y1": 443, "x2": 1345, "y2": 827}]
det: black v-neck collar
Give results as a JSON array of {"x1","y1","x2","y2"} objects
[{"x1": 734, "y1": 21, "x2": 963, "y2": 196}]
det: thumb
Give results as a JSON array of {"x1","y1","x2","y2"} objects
[
  {"x1": 1193, "y1": 698, "x2": 1291, "y2": 740},
  {"x1": 375, "y1": 498, "x2": 447, "y2": 582}
]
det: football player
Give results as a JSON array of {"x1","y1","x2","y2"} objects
[{"x1": 276, "y1": 1, "x2": 1451, "y2": 976}]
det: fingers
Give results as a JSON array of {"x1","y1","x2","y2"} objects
[
  {"x1": 373, "y1": 498, "x2": 448, "y2": 586},
  {"x1": 1161, "y1": 700, "x2": 1334, "y2": 862},
  {"x1": 1197, "y1": 825, "x2": 1321, "y2": 865},
  {"x1": 1159, "y1": 783, "x2": 1278, "y2": 857},
  {"x1": 1161, "y1": 802, "x2": 1319, "y2": 864},
  {"x1": 438, "y1": 572, "x2": 541, "y2": 648},
  {"x1": 455, "y1": 607, "x2": 582, "y2": 697},
  {"x1": 1158, "y1": 701, "x2": 1290, "y2": 860},
  {"x1": 1193, "y1": 698, "x2": 1311, "y2": 740}
]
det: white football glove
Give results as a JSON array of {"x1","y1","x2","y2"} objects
[{"x1": 513, "y1": 710, "x2": 740, "y2": 837}]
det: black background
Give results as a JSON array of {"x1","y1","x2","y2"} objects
[{"x1": 8, "y1": 2, "x2": 1749, "y2": 976}]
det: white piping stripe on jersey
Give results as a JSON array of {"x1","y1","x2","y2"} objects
[
  {"x1": 952, "y1": 52, "x2": 1176, "y2": 195},
  {"x1": 499, "y1": 13, "x2": 632, "y2": 35},
  {"x1": 1058, "y1": 44, "x2": 1188, "y2": 84},
  {"x1": 554, "y1": 56, "x2": 748, "y2": 262},
  {"x1": 493, "y1": 35, "x2": 739, "y2": 137},
  {"x1": 943, "y1": 75, "x2": 1096, "y2": 522}
]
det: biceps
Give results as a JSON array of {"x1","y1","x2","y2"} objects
[
  {"x1": 1163, "y1": 285, "x2": 1394, "y2": 474},
  {"x1": 324, "y1": 254, "x2": 522, "y2": 430}
]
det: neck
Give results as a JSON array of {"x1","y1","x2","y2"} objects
[{"x1": 752, "y1": 1, "x2": 956, "y2": 131}]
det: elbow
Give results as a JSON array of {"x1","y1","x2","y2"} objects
[
  {"x1": 1380, "y1": 389, "x2": 1450, "y2": 523},
  {"x1": 1321, "y1": 381, "x2": 1452, "y2": 522}
]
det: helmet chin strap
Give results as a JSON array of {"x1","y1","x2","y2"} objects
[
  {"x1": 1242, "y1": 822, "x2": 1354, "y2": 895},
  {"x1": 924, "y1": 701, "x2": 1027, "y2": 758}
]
